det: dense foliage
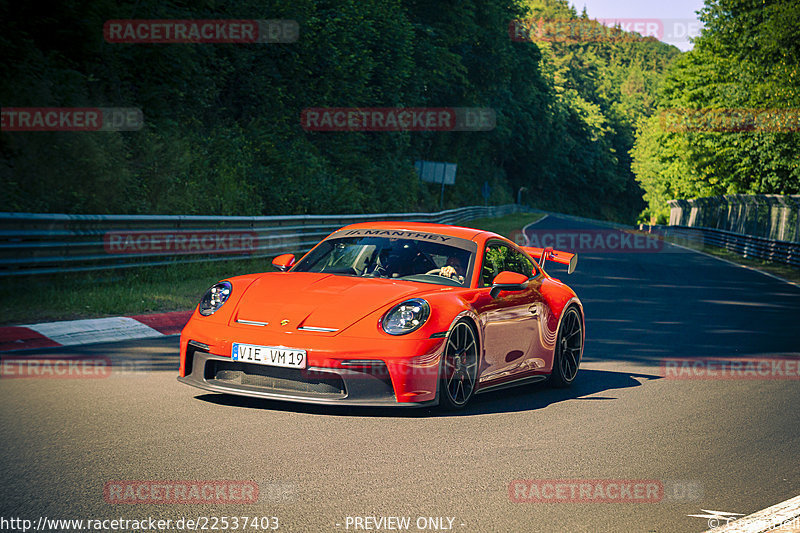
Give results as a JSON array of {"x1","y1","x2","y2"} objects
[
  {"x1": 632, "y1": 0, "x2": 800, "y2": 223},
  {"x1": 1, "y1": 0, "x2": 677, "y2": 222}
]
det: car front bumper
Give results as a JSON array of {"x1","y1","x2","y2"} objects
[{"x1": 178, "y1": 331, "x2": 445, "y2": 407}]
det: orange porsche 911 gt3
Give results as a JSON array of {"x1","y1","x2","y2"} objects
[{"x1": 178, "y1": 222, "x2": 584, "y2": 409}]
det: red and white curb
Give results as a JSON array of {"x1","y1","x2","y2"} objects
[
  {"x1": 0, "y1": 310, "x2": 192, "y2": 352},
  {"x1": 700, "y1": 494, "x2": 800, "y2": 532}
]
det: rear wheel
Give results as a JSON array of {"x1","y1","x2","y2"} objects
[
  {"x1": 550, "y1": 306, "x2": 583, "y2": 388},
  {"x1": 439, "y1": 320, "x2": 479, "y2": 410}
]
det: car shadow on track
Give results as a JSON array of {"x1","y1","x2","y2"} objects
[
  {"x1": 192, "y1": 368, "x2": 660, "y2": 418},
  {"x1": 450, "y1": 369, "x2": 660, "y2": 417}
]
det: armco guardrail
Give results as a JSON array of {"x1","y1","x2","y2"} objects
[
  {"x1": 640, "y1": 224, "x2": 800, "y2": 268},
  {"x1": 0, "y1": 204, "x2": 527, "y2": 276},
  {"x1": 668, "y1": 194, "x2": 800, "y2": 243}
]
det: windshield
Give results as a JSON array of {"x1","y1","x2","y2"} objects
[{"x1": 293, "y1": 236, "x2": 474, "y2": 287}]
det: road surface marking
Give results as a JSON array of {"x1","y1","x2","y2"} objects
[{"x1": 701, "y1": 494, "x2": 800, "y2": 532}]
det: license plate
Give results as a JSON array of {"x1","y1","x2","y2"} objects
[{"x1": 232, "y1": 343, "x2": 307, "y2": 369}]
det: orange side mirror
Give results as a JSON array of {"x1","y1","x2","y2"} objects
[
  {"x1": 490, "y1": 271, "x2": 529, "y2": 298},
  {"x1": 272, "y1": 253, "x2": 296, "y2": 272}
]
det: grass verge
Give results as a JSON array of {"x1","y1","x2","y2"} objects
[
  {"x1": 1, "y1": 212, "x2": 545, "y2": 325},
  {"x1": 466, "y1": 212, "x2": 544, "y2": 238}
]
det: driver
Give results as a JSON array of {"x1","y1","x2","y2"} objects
[{"x1": 440, "y1": 255, "x2": 464, "y2": 281}]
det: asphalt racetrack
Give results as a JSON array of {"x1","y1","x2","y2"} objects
[{"x1": 1, "y1": 215, "x2": 798, "y2": 532}]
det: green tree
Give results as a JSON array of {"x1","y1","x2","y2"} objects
[{"x1": 631, "y1": 0, "x2": 800, "y2": 223}]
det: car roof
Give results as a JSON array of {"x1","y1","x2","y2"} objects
[{"x1": 339, "y1": 221, "x2": 500, "y2": 242}]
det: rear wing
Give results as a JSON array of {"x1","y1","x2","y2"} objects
[{"x1": 522, "y1": 246, "x2": 578, "y2": 274}]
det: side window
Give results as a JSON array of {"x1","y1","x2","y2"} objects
[{"x1": 481, "y1": 241, "x2": 536, "y2": 287}]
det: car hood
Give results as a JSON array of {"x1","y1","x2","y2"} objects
[{"x1": 232, "y1": 272, "x2": 428, "y2": 332}]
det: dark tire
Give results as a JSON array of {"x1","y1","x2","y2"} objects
[
  {"x1": 438, "y1": 319, "x2": 479, "y2": 410},
  {"x1": 550, "y1": 306, "x2": 583, "y2": 388}
]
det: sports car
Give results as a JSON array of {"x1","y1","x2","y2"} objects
[{"x1": 178, "y1": 222, "x2": 584, "y2": 409}]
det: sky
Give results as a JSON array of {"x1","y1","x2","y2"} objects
[{"x1": 570, "y1": 0, "x2": 707, "y2": 51}]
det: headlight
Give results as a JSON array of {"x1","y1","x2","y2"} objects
[
  {"x1": 198, "y1": 281, "x2": 232, "y2": 316},
  {"x1": 382, "y1": 298, "x2": 430, "y2": 335}
]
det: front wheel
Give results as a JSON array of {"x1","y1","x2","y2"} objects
[
  {"x1": 550, "y1": 306, "x2": 583, "y2": 388},
  {"x1": 439, "y1": 319, "x2": 479, "y2": 410}
]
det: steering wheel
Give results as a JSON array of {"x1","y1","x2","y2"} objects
[{"x1": 425, "y1": 268, "x2": 443, "y2": 276}]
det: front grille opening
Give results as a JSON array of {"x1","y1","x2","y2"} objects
[
  {"x1": 184, "y1": 340, "x2": 209, "y2": 377},
  {"x1": 348, "y1": 362, "x2": 392, "y2": 386},
  {"x1": 210, "y1": 360, "x2": 346, "y2": 398}
]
